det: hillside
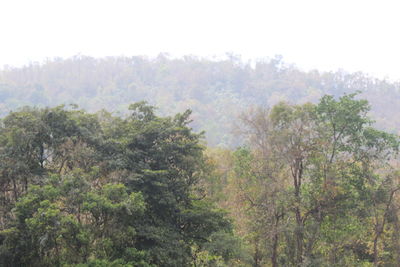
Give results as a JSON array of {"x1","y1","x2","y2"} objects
[{"x1": 1, "y1": 55, "x2": 399, "y2": 146}]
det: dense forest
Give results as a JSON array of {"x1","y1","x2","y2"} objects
[
  {"x1": 0, "y1": 55, "x2": 399, "y2": 146},
  {"x1": 0, "y1": 103, "x2": 242, "y2": 266},
  {"x1": 1, "y1": 57, "x2": 400, "y2": 266},
  {"x1": 1, "y1": 95, "x2": 400, "y2": 266}
]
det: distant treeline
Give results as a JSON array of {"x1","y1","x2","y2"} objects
[{"x1": 0, "y1": 54, "x2": 399, "y2": 146}]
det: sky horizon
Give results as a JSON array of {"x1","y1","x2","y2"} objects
[{"x1": 1, "y1": 0, "x2": 400, "y2": 81}]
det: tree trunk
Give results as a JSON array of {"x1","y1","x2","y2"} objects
[
  {"x1": 253, "y1": 238, "x2": 262, "y2": 267},
  {"x1": 12, "y1": 179, "x2": 18, "y2": 201},
  {"x1": 373, "y1": 234, "x2": 379, "y2": 267},
  {"x1": 271, "y1": 230, "x2": 279, "y2": 267},
  {"x1": 295, "y1": 217, "x2": 304, "y2": 266},
  {"x1": 293, "y1": 159, "x2": 304, "y2": 266}
]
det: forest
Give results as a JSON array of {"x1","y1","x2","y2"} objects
[
  {"x1": 0, "y1": 55, "x2": 399, "y2": 147},
  {"x1": 0, "y1": 57, "x2": 400, "y2": 266}
]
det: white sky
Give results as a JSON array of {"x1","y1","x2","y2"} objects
[{"x1": 1, "y1": 0, "x2": 400, "y2": 80}]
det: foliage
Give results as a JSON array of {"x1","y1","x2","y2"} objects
[
  {"x1": 0, "y1": 104, "x2": 239, "y2": 266},
  {"x1": 213, "y1": 94, "x2": 400, "y2": 266}
]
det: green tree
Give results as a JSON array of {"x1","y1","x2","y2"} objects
[
  {"x1": 0, "y1": 103, "x2": 239, "y2": 266},
  {"x1": 234, "y1": 94, "x2": 400, "y2": 266}
]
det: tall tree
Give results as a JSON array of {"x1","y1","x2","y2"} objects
[{"x1": 234, "y1": 94, "x2": 400, "y2": 266}]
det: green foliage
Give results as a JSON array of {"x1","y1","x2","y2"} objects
[
  {"x1": 0, "y1": 103, "x2": 239, "y2": 266},
  {"x1": 228, "y1": 93, "x2": 400, "y2": 266},
  {"x1": 2, "y1": 91, "x2": 399, "y2": 266}
]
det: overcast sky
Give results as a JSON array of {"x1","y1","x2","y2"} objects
[{"x1": 1, "y1": 0, "x2": 400, "y2": 80}]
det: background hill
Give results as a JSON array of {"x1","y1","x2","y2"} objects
[{"x1": 1, "y1": 54, "x2": 399, "y2": 146}]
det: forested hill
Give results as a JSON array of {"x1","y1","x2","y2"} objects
[{"x1": 1, "y1": 55, "x2": 399, "y2": 146}]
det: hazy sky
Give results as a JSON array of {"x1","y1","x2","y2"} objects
[{"x1": 1, "y1": 0, "x2": 400, "y2": 80}]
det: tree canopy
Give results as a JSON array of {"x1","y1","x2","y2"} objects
[
  {"x1": 0, "y1": 103, "x2": 238, "y2": 266},
  {"x1": 209, "y1": 93, "x2": 400, "y2": 266},
  {"x1": 1, "y1": 94, "x2": 400, "y2": 266}
]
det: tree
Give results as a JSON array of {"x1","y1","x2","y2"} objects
[
  {"x1": 0, "y1": 103, "x2": 240, "y2": 266},
  {"x1": 234, "y1": 93, "x2": 400, "y2": 266}
]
